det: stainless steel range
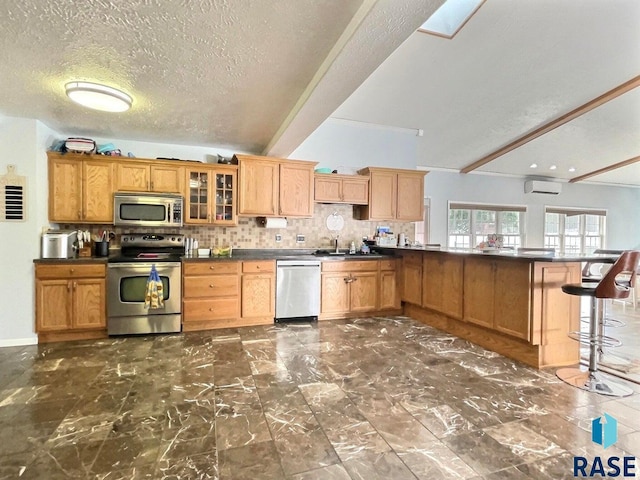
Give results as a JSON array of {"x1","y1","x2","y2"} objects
[{"x1": 107, "y1": 233, "x2": 184, "y2": 335}]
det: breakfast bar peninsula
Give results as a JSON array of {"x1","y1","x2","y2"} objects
[{"x1": 386, "y1": 247, "x2": 618, "y2": 369}]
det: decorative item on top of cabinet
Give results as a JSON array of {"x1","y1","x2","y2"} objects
[
  {"x1": 48, "y1": 153, "x2": 114, "y2": 223},
  {"x1": 234, "y1": 154, "x2": 317, "y2": 217},
  {"x1": 35, "y1": 263, "x2": 107, "y2": 343},
  {"x1": 184, "y1": 164, "x2": 237, "y2": 225},
  {"x1": 314, "y1": 173, "x2": 369, "y2": 205},
  {"x1": 355, "y1": 167, "x2": 426, "y2": 221}
]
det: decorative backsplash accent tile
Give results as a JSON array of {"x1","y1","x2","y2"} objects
[{"x1": 63, "y1": 203, "x2": 414, "y2": 250}]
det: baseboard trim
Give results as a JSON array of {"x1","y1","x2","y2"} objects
[{"x1": 0, "y1": 337, "x2": 38, "y2": 348}]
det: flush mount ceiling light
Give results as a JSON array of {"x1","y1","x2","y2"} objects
[{"x1": 65, "y1": 81, "x2": 132, "y2": 112}]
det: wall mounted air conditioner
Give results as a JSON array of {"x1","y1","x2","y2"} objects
[{"x1": 524, "y1": 180, "x2": 562, "y2": 195}]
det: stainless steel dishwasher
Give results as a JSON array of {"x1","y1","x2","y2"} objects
[{"x1": 275, "y1": 259, "x2": 321, "y2": 322}]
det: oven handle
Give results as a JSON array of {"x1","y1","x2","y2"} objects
[{"x1": 108, "y1": 262, "x2": 182, "y2": 269}]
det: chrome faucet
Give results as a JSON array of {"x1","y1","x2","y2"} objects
[{"x1": 334, "y1": 235, "x2": 340, "y2": 254}]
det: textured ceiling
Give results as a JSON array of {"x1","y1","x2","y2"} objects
[
  {"x1": 334, "y1": 0, "x2": 640, "y2": 186},
  {"x1": 1, "y1": 0, "x2": 638, "y2": 187},
  {"x1": 0, "y1": 0, "x2": 369, "y2": 152}
]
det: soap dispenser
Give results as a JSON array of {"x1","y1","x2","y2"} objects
[{"x1": 349, "y1": 241, "x2": 356, "y2": 254}]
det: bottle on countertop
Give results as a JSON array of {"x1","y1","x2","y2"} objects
[
  {"x1": 349, "y1": 241, "x2": 356, "y2": 254},
  {"x1": 398, "y1": 233, "x2": 406, "y2": 247}
]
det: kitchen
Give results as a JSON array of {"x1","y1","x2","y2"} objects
[{"x1": 2, "y1": 0, "x2": 640, "y2": 478}]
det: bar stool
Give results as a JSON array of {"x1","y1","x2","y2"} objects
[{"x1": 556, "y1": 250, "x2": 640, "y2": 397}]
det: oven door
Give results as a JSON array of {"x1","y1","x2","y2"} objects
[{"x1": 107, "y1": 262, "x2": 181, "y2": 318}]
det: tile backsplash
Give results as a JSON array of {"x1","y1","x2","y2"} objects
[{"x1": 63, "y1": 203, "x2": 415, "y2": 251}]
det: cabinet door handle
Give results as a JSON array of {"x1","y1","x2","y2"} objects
[
  {"x1": 67, "y1": 282, "x2": 71, "y2": 292},
  {"x1": 73, "y1": 281, "x2": 77, "y2": 290},
  {"x1": 209, "y1": 284, "x2": 214, "y2": 288},
  {"x1": 150, "y1": 181, "x2": 154, "y2": 190},
  {"x1": 70, "y1": 268, "x2": 75, "y2": 273},
  {"x1": 209, "y1": 266, "x2": 215, "y2": 270},
  {"x1": 209, "y1": 308, "x2": 213, "y2": 312}
]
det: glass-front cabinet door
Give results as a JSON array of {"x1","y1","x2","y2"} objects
[
  {"x1": 214, "y1": 171, "x2": 236, "y2": 225},
  {"x1": 185, "y1": 166, "x2": 237, "y2": 225},
  {"x1": 186, "y1": 169, "x2": 211, "y2": 223}
]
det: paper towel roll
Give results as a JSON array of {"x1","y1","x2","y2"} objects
[{"x1": 261, "y1": 217, "x2": 288, "y2": 229}]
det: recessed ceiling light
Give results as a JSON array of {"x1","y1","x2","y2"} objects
[
  {"x1": 568, "y1": 167, "x2": 576, "y2": 172},
  {"x1": 549, "y1": 165, "x2": 557, "y2": 170},
  {"x1": 65, "y1": 81, "x2": 132, "y2": 112},
  {"x1": 529, "y1": 163, "x2": 538, "y2": 169}
]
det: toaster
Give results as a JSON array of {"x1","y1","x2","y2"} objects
[{"x1": 41, "y1": 230, "x2": 78, "y2": 259}]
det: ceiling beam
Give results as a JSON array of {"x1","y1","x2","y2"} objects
[
  {"x1": 568, "y1": 154, "x2": 640, "y2": 183},
  {"x1": 460, "y1": 74, "x2": 640, "y2": 174}
]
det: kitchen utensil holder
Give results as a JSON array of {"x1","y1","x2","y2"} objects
[
  {"x1": 79, "y1": 244, "x2": 92, "y2": 257},
  {"x1": 95, "y1": 241, "x2": 109, "y2": 257}
]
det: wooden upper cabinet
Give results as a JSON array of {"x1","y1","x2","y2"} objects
[
  {"x1": 49, "y1": 156, "x2": 82, "y2": 222},
  {"x1": 83, "y1": 160, "x2": 114, "y2": 222},
  {"x1": 185, "y1": 165, "x2": 237, "y2": 225},
  {"x1": 237, "y1": 155, "x2": 279, "y2": 216},
  {"x1": 279, "y1": 162, "x2": 315, "y2": 217},
  {"x1": 48, "y1": 154, "x2": 113, "y2": 223},
  {"x1": 115, "y1": 161, "x2": 184, "y2": 194},
  {"x1": 396, "y1": 171, "x2": 425, "y2": 221},
  {"x1": 151, "y1": 165, "x2": 184, "y2": 194},
  {"x1": 235, "y1": 154, "x2": 316, "y2": 217},
  {"x1": 355, "y1": 167, "x2": 426, "y2": 221},
  {"x1": 314, "y1": 174, "x2": 368, "y2": 205},
  {"x1": 115, "y1": 162, "x2": 149, "y2": 191}
]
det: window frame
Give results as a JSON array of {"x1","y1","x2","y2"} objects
[
  {"x1": 543, "y1": 207, "x2": 607, "y2": 255},
  {"x1": 447, "y1": 201, "x2": 527, "y2": 249}
]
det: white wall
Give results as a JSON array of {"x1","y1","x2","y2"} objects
[
  {"x1": 291, "y1": 119, "x2": 418, "y2": 171},
  {"x1": 0, "y1": 117, "x2": 41, "y2": 345},
  {"x1": 424, "y1": 171, "x2": 640, "y2": 249}
]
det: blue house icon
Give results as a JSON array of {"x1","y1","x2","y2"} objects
[{"x1": 592, "y1": 413, "x2": 617, "y2": 449}]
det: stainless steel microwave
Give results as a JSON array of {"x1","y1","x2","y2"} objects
[{"x1": 114, "y1": 192, "x2": 183, "y2": 227}]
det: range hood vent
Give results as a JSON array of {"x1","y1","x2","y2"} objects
[{"x1": 524, "y1": 180, "x2": 562, "y2": 195}]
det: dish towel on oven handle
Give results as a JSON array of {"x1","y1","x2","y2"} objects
[{"x1": 144, "y1": 264, "x2": 164, "y2": 309}]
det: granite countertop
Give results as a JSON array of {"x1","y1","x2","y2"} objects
[
  {"x1": 376, "y1": 246, "x2": 620, "y2": 263},
  {"x1": 34, "y1": 257, "x2": 109, "y2": 264},
  {"x1": 182, "y1": 248, "x2": 391, "y2": 262}
]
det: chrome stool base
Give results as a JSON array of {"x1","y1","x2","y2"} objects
[{"x1": 556, "y1": 367, "x2": 633, "y2": 397}]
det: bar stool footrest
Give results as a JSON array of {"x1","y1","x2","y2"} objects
[{"x1": 567, "y1": 331, "x2": 622, "y2": 348}]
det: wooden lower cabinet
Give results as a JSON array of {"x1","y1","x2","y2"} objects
[
  {"x1": 35, "y1": 263, "x2": 106, "y2": 343},
  {"x1": 182, "y1": 261, "x2": 240, "y2": 331},
  {"x1": 463, "y1": 257, "x2": 531, "y2": 340},
  {"x1": 241, "y1": 261, "x2": 275, "y2": 322},
  {"x1": 182, "y1": 260, "x2": 275, "y2": 330},
  {"x1": 379, "y1": 259, "x2": 400, "y2": 310},
  {"x1": 320, "y1": 260, "x2": 399, "y2": 319},
  {"x1": 401, "y1": 252, "x2": 423, "y2": 305},
  {"x1": 422, "y1": 254, "x2": 463, "y2": 319}
]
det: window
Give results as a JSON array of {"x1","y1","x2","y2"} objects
[
  {"x1": 418, "y1": 0, "x2": 485, "y2": 39},
  {"x1": 544, "y1": 208, "x2": 606, "y2": 254},
  {"x1": 448, "y1": 202, "x2": 526, "y2": 249}
]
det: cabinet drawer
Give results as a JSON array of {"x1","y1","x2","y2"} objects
[
  {"x1": 36, "y1": 263, "x2": 106, "y2": 279},
  {"x1": 380, "y1": 259, "x2": 397, "y2": 271},
  {"x1": 322, "y1": 260, "x2": 378, "y2": 273},
  {"x1": 242, "y1": 261, "x2": 275, "y2": 273},
  {"x1": 183, "y1": 261, "x2": 240, "y2": 276},
  {"x1": 183, "y1": 298, "x2": 240, "y2": 321},
  {"x1": 183, "y1": 275, "x2": 239, "y2": 298}
]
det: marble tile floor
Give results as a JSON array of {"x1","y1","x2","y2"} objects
[{"x1": 0, "y1": 316, "x2": 639, "y2": 480}]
